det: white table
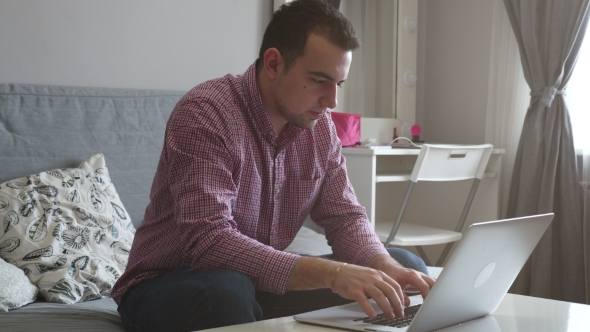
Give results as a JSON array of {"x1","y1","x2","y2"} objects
[{"x1": 203, "y1": 293, "x2": 590, "y2": 331}]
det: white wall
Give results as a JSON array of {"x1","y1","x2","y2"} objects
[
  {"x1": 0, "y1": 0, "x2": 272, "y2": 91},
  {"x1": 417, "y1": 0, "x2": 495, "y2": 144},
  {"x1": 0, "y1": 0, "x2": 499, "y2": 145}
]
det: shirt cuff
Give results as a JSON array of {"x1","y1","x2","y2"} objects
[{"x1": 257, "y1": 250, "x2": 300, "y2": 294}]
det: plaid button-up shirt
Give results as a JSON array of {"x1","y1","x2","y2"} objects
[{"x1": 112, "y1": 63, "x2": 387, "y2": 304}]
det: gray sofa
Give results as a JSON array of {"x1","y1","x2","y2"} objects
[
  {"x1": 0, "y1": 83, "x2": 333, "y2": 331},
  {"x1": 0, "y1": 83, "x2": 185, "y2": 331}
]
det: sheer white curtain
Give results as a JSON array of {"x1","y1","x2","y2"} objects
[
  {"x1": 563, "y1": 24, "x2": 590, "y2": 303},
  {"x1": 484, "y1": 0, "x2": 529, "y2": 219}
]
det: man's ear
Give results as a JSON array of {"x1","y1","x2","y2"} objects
[{"x1": 262, "y1": 48, "x2": 284, "y2": 82}]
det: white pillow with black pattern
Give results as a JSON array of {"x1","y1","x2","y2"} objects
[{"x1": 0, "y1": 153, "x2": 135, "y2": 304}]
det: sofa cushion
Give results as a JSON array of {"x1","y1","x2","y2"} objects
[
  {"x1": 0, "y1": 154, "x2": 135, "y2": 304},
  {"x1": 0, "y1": 258, "x2": 38, "y2": 312},
  {"x1": 0, "y1": 83, "x2": 186, "y2": 228},
  {"x1": 0, "y1": 297, "x2": 124, "y2": 331}
]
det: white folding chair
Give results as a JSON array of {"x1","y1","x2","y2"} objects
[{"x1": 376, "y1": 144, "x2": 493, "y2": 266}]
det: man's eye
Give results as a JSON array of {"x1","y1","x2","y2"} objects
[
  {"x1": 313, "y1": 79, "x2": 325, "y2": 84},
  {"x1": 337, "y1": 83, "x2": 344, "y2": 89}
]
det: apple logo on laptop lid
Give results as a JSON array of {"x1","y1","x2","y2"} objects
[{"x1": 474, "y1": 262, "x2": 496, "y2": 288}]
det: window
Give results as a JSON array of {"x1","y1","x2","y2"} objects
[{"x1": 567, "y1": 33, "x2": 590, "y2": 150}]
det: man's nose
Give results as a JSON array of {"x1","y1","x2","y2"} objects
[{"x1": 320, "y1": 84, "x2": 338, "y2": 109}]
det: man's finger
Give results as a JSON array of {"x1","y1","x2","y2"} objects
[
  {"x1": 377, "y1": 275, "x2": 405, "y2": 318},
  {"x1": 356, "y1": 297, "x2": 378, "y2": 319},
  {"x1": 425, "y1": 275, "x2": 436, "y2": 287},
  {"x1": 366, "y1": 287, "x2": 396, "y2": 319},
  {"x1": 405, "y1": 272, "x2": 434, "y2": 299},
  {"x1": 403, "y1": 292, "x2": 410, "y2": 306}
]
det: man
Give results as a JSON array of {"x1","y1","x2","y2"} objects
[{"x1": 112, "y1": 1, "x2": 435, "y2": 331}]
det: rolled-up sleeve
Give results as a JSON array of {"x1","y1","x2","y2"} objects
[{"x1": 310, "y1": 118, "x2": 388, "y2": 267}]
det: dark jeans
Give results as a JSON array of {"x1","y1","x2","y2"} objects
[{"x1": 117, "y1": 248, "x2": 428, "y2": 332}]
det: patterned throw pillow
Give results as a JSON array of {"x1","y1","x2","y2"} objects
[{"x1": 0, "y1": 154, "x2": 135, "y2": 304}]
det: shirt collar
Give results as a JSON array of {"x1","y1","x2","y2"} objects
[{"x1": 241, "y1": 62, "x2": 306, "y2": 148}]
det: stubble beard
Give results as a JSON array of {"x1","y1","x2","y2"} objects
[
  {"x1": 275, "y1": 97, "x2": 319, "y2": 130},
  {"x1": 273, "y1": 73, "x2": 322, "y2": 130}
]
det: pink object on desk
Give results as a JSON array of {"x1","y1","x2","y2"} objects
[
  {"x1": 331, "y1": 112, "x2": 361, "y2": 147},
  {"x1": 411, "y1": 124, "x2": 422, "y2": 142}
]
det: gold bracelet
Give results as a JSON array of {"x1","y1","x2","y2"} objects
[{"x1": 331, "y1": 263, "x2": 348, "y2": 293}]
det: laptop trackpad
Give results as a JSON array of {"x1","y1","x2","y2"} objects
[{"x1": 337, "y1": 302, "x2": 379, "y2": 314}]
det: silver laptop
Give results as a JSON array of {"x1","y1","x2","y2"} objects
[{"x1": 294, "y1": 213, "x2": 553, "y2": 332}]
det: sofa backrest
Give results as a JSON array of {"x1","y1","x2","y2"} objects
[{"x1": 0, "y1": 83, "x2": 186, "y2": 228}]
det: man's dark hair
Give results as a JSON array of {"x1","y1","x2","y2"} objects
[{"x1": 257, "y1": 0, "x2": 359, "y2": 72}]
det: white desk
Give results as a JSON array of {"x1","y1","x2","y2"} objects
[
  {"x1": 203, "y1": 293, "x2": 590, "y2": 331},
  {"x1": 341, "y1": 147, "x2": 504, "y2": 263}
]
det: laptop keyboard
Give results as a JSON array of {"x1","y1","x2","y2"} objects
[{"x1": 353, "y1": 304, "x2": 421, "y2": 328}]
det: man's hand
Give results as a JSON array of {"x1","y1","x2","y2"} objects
[
  {"x1": 367, "y1": 254, "x2": 435, "y2": 302},
  {"x1": 286, "y1": 255, "x2": 436, "y2": 320},
  {"x1": 330, "y1": 263, "x2": 409, "y2": 319}
]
